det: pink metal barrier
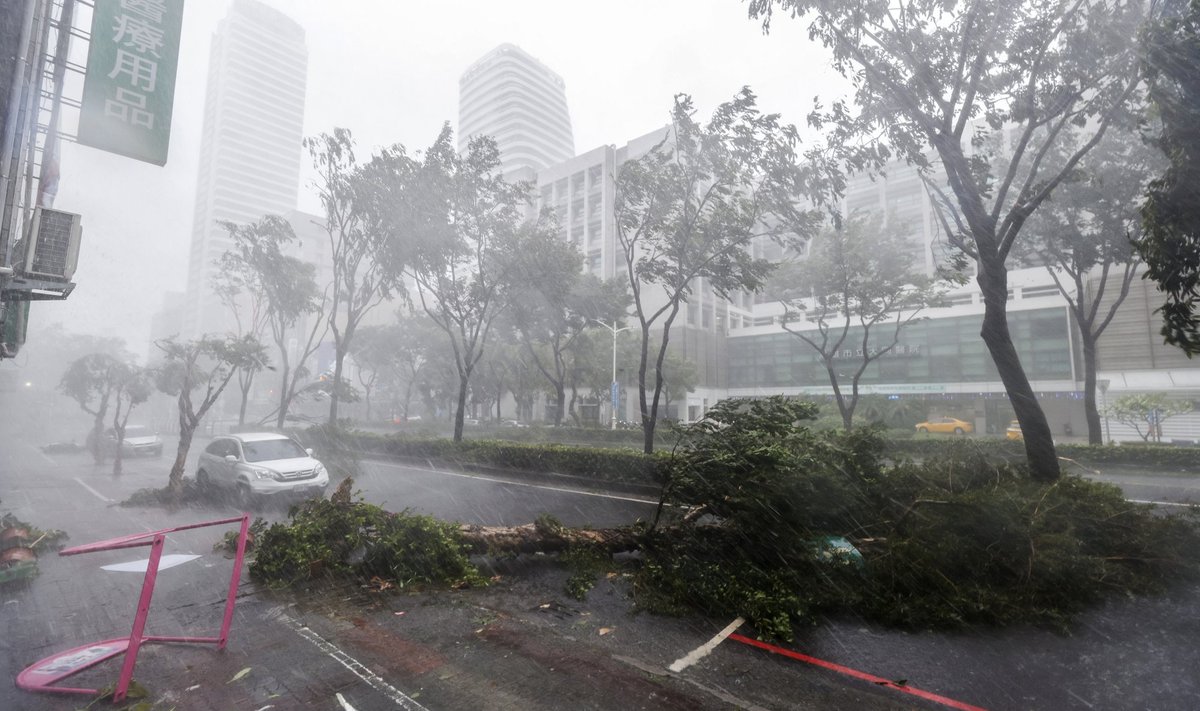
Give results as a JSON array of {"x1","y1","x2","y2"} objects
[{"x1": 16, "y1": 515, "x2": 251, "y2": 703}]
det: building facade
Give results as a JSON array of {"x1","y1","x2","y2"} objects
[
  {"x1": 182, "y1": 0, "x2": 307, "y2": 339},
  {"x1": 458, "y1": 46, "x2": 1200, "y2": 440},
  {"x1": 459, "y1": 44, "x2": 574, "y2": 176}
]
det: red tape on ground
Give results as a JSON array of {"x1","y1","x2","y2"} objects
[{"x1": 727, "y1": 633, "x2": 989, "y2": 711}]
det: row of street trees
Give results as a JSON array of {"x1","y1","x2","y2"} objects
[
  {"x1": 198, "y1": 0, "x2": 1199, "y2": 474},
  {"x1": 283, "y1": 94, "x2": 820, "y2": 450}
]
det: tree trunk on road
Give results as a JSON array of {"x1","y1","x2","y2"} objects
[{"x1": 457, "y1": 523, "x2": 639, "y2": 555}]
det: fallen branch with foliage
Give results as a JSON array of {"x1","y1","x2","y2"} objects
[{"x1": 251, "y1": 398, "x2": 1200, "y2": 640}]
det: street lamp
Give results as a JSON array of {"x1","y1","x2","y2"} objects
[{"x1": 591, "y1": 319, "x2": 630, "y2": 430}]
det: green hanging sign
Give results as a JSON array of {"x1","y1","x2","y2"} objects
[{"x1": 77, "y1": 0, "x2": 185, "y2": 166}]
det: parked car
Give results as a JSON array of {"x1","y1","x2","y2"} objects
[
  {"x1": 915, "y1": 417, "x2": 974, "y2": 435},
  {"x1": 196, "y1": 432, "x2": 329, "y2": 507},
  {"x1": 501, "y1": 419, "x2": 528, "y2": 428},
  {"x1": 86, "y1": 425, "x2": 163, "y2": 457},
  {"x1": 1006, "y1": 420, "x2": 1023, "y2": 441}
]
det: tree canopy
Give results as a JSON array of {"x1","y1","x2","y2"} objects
[
  {"x1": 615, "y1": 89, "x2": 818, "y2": 452},
  {"x1": 406, "y1": 125, "x2": 536, "y2": 441},
  {"x1": 748, "y1": 0, "x2": 1147, "y2": 480},
  {"x1": 775, "y1": 212, "x2": 945, "y2": 429},
  {"x1": 1138, "y1": 0, "x2": 1200, "y2": 354}
]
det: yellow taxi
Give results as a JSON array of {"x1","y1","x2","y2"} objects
[
  {"x1": 915, "y1": 417, "x2": 974, "y2": 435},
  {"x1": 1005, "y1": 420, "x2": 1023, "y2": 440}
]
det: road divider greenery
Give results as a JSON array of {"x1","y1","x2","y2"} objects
[
  {"x1": 888, "y1": 437, "x2": 1200, "y2": 472},
  {"x1": 297, "y1": 425, "x2": 669, "y2": 487}
]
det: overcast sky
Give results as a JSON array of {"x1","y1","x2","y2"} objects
[{"x1": 39, "y1": 0, "x2": 849, "y2": 357}]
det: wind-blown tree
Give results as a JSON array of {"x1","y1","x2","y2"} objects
[
  {"x1": 386, "y1": 312, "x2": 446, "y2": 421},
  {"x1": 109, "y1": 363, "x2": 152, "y2": 477},
  {"x1": 776, "y1": 213, "x2": 945, "y2": 430},
  {"x1": 60, "y1": 351, "x2": 130, "y2": 463},
  {"x1": 266, "y1": 267, "x2": 327, "y2": 430},
  {"x1": 1022, "y1": 127, "x2": 1161, "y2": 443},
  {"x1": 348, "y1": 324, "x2": 406, "y2": 422},
  {"x1": 213, "y1": 224, "x2": 271, "y2": 427},
  {"x1": 615, "y1": 90, "x2": 817, "y2": 453},
  {"x1": 474, "y1": 340, "x2": 529, "y2": 422},
  {"x1": 305, "y1": 129, "x2": 411, "y2": 425},
  {"x1": 216, "y1": 215, "x2": 329, "y2": 430},
  {"x1": 1138, "y1": 0, "x2": 1200, "y2": 354},
  {"x1": 1107, "y1": 392, "x2": 1193, "y2": 442},
  {"x1": 407, "y1": 125, "x2": 534, "y2": 441},
  {"x1": 508, "y1": 228, "x2": 631, "y2": 425},
  {"x1": 749, "y1": 0, "x2": 1147, "y2": 480},
  {"x1": 155, "y1": 335, "x2": 268, "y2": 492}
]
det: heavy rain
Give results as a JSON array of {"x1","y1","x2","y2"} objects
[{"x1": 3, "y1": 0, "x2": 1200, "y2": 709}]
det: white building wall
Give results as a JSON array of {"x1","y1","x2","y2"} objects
[{"x1": 183, "y1": 0, "x2": 307, "y2": 340}]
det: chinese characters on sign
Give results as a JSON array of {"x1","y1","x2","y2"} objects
[
  {"x1": 78, "y1": 0, "x2": 185, "y2": 166},
  {"x1": 830, "y1": 344, "x2": 923, "y2": 360}
]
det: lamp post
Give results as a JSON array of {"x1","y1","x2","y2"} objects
[{"x1": 591, "y1": 319, "x2": 630, "y2": 430}]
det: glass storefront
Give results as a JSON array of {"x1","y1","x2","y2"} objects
[{"x1": 728, "y1": 307, "x2": 1074, "y2": 389}]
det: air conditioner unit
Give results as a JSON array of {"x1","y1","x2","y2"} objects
[{"x1": 22, "y1": 207, "x2": 82, "y2": 282}]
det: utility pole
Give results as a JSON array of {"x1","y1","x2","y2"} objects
[{"x1": 591, "y1": 319, "x2": 629, "y2": 430}]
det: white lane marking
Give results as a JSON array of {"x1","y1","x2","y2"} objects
[
  {"x1": 336, "y1": 692, "x2": 360, "y2": 711},
  {"x1": 1128, "y1": 498, "x2": 1197, "y2": 508},
  {"x1": 73, "y1": 477, "x2": 114, "y2": 503},
  {"x1": 34, "y1": 447, "x2": 57, "y2": 466},
  {"x1": 369, "y1": 460, "x2": 659, "y2": 505},
  {"x1": 102, "y1": 554, "x2": 201, "y2": 573},
  {"x1": 668, "y1": 617, "x2": 745, "y2": 673},
  {"x1": 278, "y1": 613, "x2": 429, "y2": 710}
]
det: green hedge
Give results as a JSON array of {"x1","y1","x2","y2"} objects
[
  {"x1": 888, "y1": 438, "x2": 1200, "y2": 471},
  {"x1": 300, "y1": 427, "x2": 668, "y2": 487}
]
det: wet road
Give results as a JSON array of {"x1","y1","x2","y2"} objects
[{"x1": 4, "y1": 430, "x2": 1200, "y2": 709}]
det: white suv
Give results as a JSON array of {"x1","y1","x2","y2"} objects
[{"x1": 196, "y1": 433, "x2": 329, "y2": 507}]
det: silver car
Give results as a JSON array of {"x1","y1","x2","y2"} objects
[
  {"x1": 196, "y1": 433, "x2": 329, "y2": 507},
  {"x1": 87, "y1": 424, "x2": 164, "y2": 457}
]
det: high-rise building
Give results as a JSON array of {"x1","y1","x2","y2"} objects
[
  {"x1": 459, "y1": 44, "x2": 574, "y2": 176},
  {"x1": 182, "y1": 0, "x2": 307, "y2": 338}
]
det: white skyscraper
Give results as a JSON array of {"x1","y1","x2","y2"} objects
[
  {"x1": 183, "y1": 0, "x2": 307, "y2": 338},
  {"x1": 459, "y1": 44, "x2": 574, "y2": 176}
]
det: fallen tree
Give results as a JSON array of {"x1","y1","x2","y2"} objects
[
  {"x1": 458, "y1": 519, "x2": 639, "y2": 556},
  {"x1": 251, "y1": 398, "x2": 1200, "y2": 640}
]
